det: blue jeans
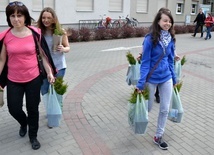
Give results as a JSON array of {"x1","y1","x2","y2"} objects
[
  {"x1": 205, "y1": 26, "x2": 212, "y2": 39},
  {"x1": 147, "y1": 79, "x2": 173, "y2": 137},
  {"x1": 41, "y1": 68, "x2": 66, "y2": 95}
]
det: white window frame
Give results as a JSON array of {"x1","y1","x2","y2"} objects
[
  {"x1": 176, "y1": 1, "x2": 184, "y2": 14},
  {"x1": 32, "y1": 0, "x2": 55, "y2": 11},
  {"x1": 0, "y1": 0, "x2": 8, "y2": 11},
  {"x1": 76, "y1": 0, "x2": 94, "y2": 12},
  {"x1": 136, "y1": 0, "x2": 148, "y2": 13},
  {"x1": 109, "y1": 0, "x2": 123, "y2": 12},
  {"x1": 191, "y1": 1, "x2": 198, "y2": 15}
]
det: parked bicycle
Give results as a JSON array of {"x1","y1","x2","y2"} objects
[
  {"x1": 124, "y1": 15, "x2": 138, "y2": 27},
  {"x1": 112, "y1": 16, "x2": 126, "y2": 28},
  {"x1": 113, "y1": 15, "x2": 138, "y2": 28},
  {"x1": 96, "y1": 14, "x2": 112, "y2": 29}
]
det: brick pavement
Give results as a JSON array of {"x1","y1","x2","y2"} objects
[{"x1": 0, "y1": 33, "x2": 214, "y2": 155}]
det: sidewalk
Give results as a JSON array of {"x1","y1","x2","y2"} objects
[{"x1": 0, "y1": 33, "x2": 214, "y2": 155}]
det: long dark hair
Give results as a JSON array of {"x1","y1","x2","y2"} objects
[
  {"x1": 6, "y1": 1, "x2": 34, "y2": 27},
  {"x1": 150, "y1": 8, "x2": 175, "y2": 46}
]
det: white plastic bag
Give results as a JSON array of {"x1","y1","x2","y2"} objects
[
  {"x1": 168, "y1": 88, "x2": 184, "y2": 123},
  {"x1": 0, "y1": 91, "x2": 4, "y2": 107},
  {"x1": 46, "y1": 85, "x2": 62, "y2": 127}
]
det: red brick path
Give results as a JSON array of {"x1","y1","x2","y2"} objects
[{"x1": 63, "y1": 64, "x2": 127, "y2": 155}]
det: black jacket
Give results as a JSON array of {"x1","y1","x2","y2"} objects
[{"x1": 194, "y1": 12, "x2": 206, "y2": 25}]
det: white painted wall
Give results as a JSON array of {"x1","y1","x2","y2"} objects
[{"x1": 0, "y1": 0, "x2": 205, "y2": 31}]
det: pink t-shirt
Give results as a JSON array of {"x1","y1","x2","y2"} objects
[{"x1": 4, "y1": 31, "x2": 39, "y2": 83}]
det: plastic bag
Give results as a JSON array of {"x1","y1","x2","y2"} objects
[
  {"x1": 174, "y1": 60, "x2": 182, "y2": 83},
  {"x1": 128, "y1": 102, "x2": 135, "y2": 127},
  {"x1": 46, "y1": 85, "x2": 62, "y2": 127},
  {"x1": 56, "y1": 93, "x2": 63, "y2": 110},
  {"x1": 0, "y1": 91, "x2": 4, "y2": 107},
  {"x1": 168, "y1": 88, "x2": 184, "y2": 123},
  {"x1": 126, "y1": 62, "x2": 140, "y2": 86},
  {"x1": 133, "y1": 94, "x2": 148, "y2": 134}
]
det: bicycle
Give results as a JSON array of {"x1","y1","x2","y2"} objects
[
  {"x1": 112, "y1": 16, "x2": 126, "y2": 28},
  {"x1": 95, "y1": 14, "x2": 106, "y2": 29},
  {"x1": 124, "y1": 15, "x2": 138, "y2": 27},
  {"x1": 95, "y1": 14, "x2": 112, "y2": 29}
]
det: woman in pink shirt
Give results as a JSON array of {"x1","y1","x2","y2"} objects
[{"x1": 0, "y1": 1, "x2": 55, "y2": 150}]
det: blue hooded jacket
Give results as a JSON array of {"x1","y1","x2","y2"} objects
[{"x1": 136, "y1": 33, "x2": 176, "y2": 90}]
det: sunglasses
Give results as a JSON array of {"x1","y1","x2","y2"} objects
[{"x1": 9, "y1": 1, "x2": 24, "y2": 6}]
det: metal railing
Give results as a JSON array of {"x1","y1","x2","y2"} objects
[{"x1": 79, "y1": 19, "x2": 101, "y2": 29}]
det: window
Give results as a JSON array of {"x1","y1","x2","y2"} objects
[
  {"x1": 191, "y1": 1, "x2": 198, "y2": 15},
  {"x1": 32, "y1": 0, "x2": 55, "y2": 11},
  {"x1": 0, "y1": 0, "x2": 8, "y2": 11},
  {"x1": 136, "y1": 0, "x2": 148, "y2": 13},
  {"x1": 76, "y1": 0, "x2": 93, "y2": 11},
  {"x1": 176, "y1": 0, "x2": 184, "y2": 14},
  {"x1": 109, "y1": 0, "x2": 123, "y2": 11},
  {"x1": 32, "y1": 0, "x2": 54, "y2": 11}
]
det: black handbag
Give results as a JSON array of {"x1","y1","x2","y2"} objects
[{"x1": 32, "y1": 31, "x2": 47, "y2": 79}]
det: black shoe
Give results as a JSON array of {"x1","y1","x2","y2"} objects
[
  {"x1": 30, "y1": 138, "x2": 41, "y2": 150},
  {"x1": 153, "y1": 136, "x2": 168, "y2": 150},
  {"x1": 205, "y1": 38, "x2": 208, "y2": 40},
  {"x1": 191, "y1": 34, "x2": 195, "y2": 37},
  {"x1": 47, "y1": 124, "x2": 53, "y2": 129},
  {"x1": 155, "y1": 95, "x2": 160, "y2": 103},
  {"x1": 19, "y1": 126, "x2": 27, "y2": 137}
]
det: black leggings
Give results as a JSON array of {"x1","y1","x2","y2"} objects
[
  {"x1": 7, "y1": 76, "x2": 41, "y2": 139},
  {"x1": 155, "y1": 87, "x2": 159, "y2": 97}
]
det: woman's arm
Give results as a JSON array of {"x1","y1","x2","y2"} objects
[{"x1": 39, "y1": 47, "x2": 55, "y2": 84}]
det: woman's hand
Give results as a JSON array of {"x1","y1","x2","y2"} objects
[
  {"x1": 57, "y1": 45, "x2": 64, "y2": 52},
  {"x1": 175, "y1": 55, "x2": 180, "y2": 61},
  {"x1": 47, "y1": 73, "x2": 55, "y2": 84},
  {"x1": 136, "y1": 53, "x2": 142, "y2": 61},
  {"x1": 135, "y1": 87, "x2": 143, "y2": 93}
]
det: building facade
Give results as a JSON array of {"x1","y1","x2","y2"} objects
[{"x1": 0, "y1": 0, "x2": 207, "y2": 31}]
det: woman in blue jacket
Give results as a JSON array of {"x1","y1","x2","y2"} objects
[{"x1": 136, "y1": 8, "x2": 177, "y2": 150}]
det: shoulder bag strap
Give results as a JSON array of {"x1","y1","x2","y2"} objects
[{"x1": 146, "y1": 48, "x2": 165, "y2": 81}]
